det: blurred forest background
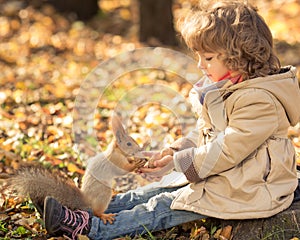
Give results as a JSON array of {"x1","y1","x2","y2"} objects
[{"x1": 0, "y1": 0, "x2": 300, "y2": 239}]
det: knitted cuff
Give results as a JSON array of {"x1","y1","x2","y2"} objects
[{"x1": 174, "y1": 148, "x2": 202, "y2": 182}]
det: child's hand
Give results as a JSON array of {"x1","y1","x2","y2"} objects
[
  {"x1": 146, "y1": 154, "x2": 173, "y2": 169},
  {"x1": 137, "y1": 152, "x2": 175, "y2": 182},
  {"x1": 139, "y1": 147, "x2": 174, "y2": 167}
]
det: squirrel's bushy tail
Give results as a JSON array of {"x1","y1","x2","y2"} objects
[{"x1": 2, "y1": 165, "x2": 89, "y2": 214}]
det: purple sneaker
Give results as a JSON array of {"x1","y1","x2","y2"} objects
[{"x1": 44, "y1": 196, "x2": 91, "y2": 239}]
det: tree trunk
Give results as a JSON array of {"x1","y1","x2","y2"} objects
[
  {"x1": 139, "y1": 0, "x2": 177, "y2": 46},
  {"x1": 218, "y1": 201, "x2": 300, "y2": 239},
  {"x1": 46, "y1": 0, "x2": 99, "y2": 20}
]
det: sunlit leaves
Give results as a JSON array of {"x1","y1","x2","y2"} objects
[
  {"x1": 261, "y1": 0, "x2": 300, "y2": 44},
  {"x1": 0, "y1": 0, "x2": 299, "y2": 239}
]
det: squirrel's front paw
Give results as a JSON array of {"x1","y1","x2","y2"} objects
[
  {"x1": 126, "y1": 157, "x2": 147, "y2": 171},
  {"x1": 135, "y1": 158, "x2": 148, "y2": 168},
  {"x1": 131, "y1": 158, "x2": 148, "y2": 170}
]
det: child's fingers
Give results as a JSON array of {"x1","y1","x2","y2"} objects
[
  {"x1": 160, "y1": 147, "x2": 174, "y2": 157},
  {"x1": 154, "y1": 155, "x2": 173, "y2": 168},
  {"x1": 138, "y1": 156, "x2": 173, "y2": 172}
]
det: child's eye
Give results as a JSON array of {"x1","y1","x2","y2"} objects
[{"x1": 205, "y1": 57, "x2": 213, "y2": 61}]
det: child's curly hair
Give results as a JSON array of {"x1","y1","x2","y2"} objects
[{"x1": 178, "y1": 0, "x2": 281, "y2": 80}]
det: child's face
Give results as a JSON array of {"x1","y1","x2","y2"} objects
[{"x1": 196, "y1": 52, "x2": 229, "y2": 82}]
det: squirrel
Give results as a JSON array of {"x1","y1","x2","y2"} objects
[{"x1": 2, "y1": 114, "x2": 148, "y2": 224}]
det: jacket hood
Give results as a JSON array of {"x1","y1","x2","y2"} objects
[{"x1": 228, "y1": 66, "x2": 300, "y2": 126}]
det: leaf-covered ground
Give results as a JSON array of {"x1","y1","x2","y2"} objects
[{"x1": 0, "y1": 0, "x2": 300, "y2": 239}]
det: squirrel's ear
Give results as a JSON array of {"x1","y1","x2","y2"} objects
[
  {"x1": 111, "y1": 113, "x2": 141, "y2": 154},
  {"x1": 111, "y1": 112, "x2": 127, "y2": 137}
]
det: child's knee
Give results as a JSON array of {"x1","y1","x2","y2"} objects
[{"x1": 145, "y1": 192, "x2": 174, "y2": 211}]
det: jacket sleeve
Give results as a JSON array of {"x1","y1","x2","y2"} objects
[
  {"x1": 170, "y1": 116, "x2": 207, "y2": 151},
  {"x1": 173, "y1": 89, "x2": 279, "y2": 182}
]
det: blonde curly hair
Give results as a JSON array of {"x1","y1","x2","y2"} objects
[{"x1": 178, "y1": 0, "x2": 281, "y2": 80}]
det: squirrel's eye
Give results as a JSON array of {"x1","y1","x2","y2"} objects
[{"x1": 127, "y1": 142, "x2": 132, "y2": 146}]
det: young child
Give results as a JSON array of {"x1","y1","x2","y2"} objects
[{"x1": 43, "y1": 1, "x2": 300, "y2": 239}]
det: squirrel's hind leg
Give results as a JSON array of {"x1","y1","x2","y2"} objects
[{"x1": 95, "y1": 212, "x2": 116, "y2": 224}]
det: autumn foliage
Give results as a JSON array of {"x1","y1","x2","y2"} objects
[{"x1": 0, "y1": 0, "x2": 300, "y2": 239}]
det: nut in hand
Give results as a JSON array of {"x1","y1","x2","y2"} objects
[
  {"x1": 148, "y1": 158, "x2": 156, "y2": 168},
  {"x1": 160, "y1": 147, "x2": 174, "y2": 157}
]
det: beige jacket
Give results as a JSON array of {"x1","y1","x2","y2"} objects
[{"x1": 171, "y1": 66, "x2": 300, "y2": 219}]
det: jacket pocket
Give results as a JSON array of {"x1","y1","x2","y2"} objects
[{"x1": 263, "y1": 146, "x2": 271, "y2": 181}]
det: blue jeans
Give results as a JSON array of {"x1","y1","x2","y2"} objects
[{"x1": 88, "y1": 183, "x2": 206, "y2": 240}]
